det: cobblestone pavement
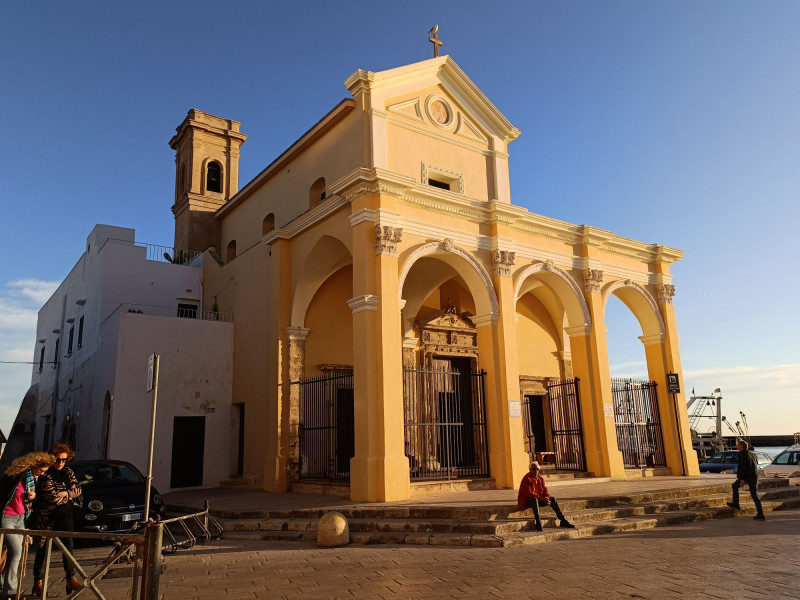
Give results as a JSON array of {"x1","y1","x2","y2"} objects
[{"x1": 47, "y1": 508, "x2": 799, "y2": 599}]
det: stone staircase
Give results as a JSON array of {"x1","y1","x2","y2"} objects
[{"x1": 211, "y1": 478, "x2": 800, "y2": 548}]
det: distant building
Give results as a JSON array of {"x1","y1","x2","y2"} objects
[
  {"x1": 11, "y1": 55, "x2": 698, "y2": 501},
  {"x1": 8, "y1": 225, "x2": 232, "y2": 491}
]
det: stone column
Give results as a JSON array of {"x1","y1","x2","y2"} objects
[
  {"x1": 286, "y1": 326, "x2": 309, "y2": 481},
  {"x1": 565, "y1": 266, "x2": 626, "y2": 479},
  {"x1": 646, "y1": 282, "x2": 699, "y2": 475},
  {"x1": 348, "y1": 214, "x2": 410, "y2": 501}
]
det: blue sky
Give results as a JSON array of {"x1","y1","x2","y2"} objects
[{"x1": 1, "y1": 1, "x2": 797, "y2": 437}]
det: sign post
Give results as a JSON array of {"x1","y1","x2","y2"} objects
[
  {"x1": 667, "y1": 371, "x2": 687, "y2": 476},
  {"x1": 143, "y1": 353, "x2": 159, "y2": 523}
]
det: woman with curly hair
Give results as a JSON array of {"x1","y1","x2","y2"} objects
[
  {"x1": 0, "y1": 451, "x2": 55, "y2": 599},
  {"x1": 29, "y1": 444, "x2": 83, "y2": 597}
]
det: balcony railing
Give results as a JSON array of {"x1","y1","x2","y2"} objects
[
  {"x1": 101, "y1": 238, "x2": 202, "y2": 265},
  {"x1": 117, "y1": 303, "x2": 233, "y2": 323}
]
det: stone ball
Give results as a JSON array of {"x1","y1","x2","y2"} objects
[{"x1": 316, "y1": 511, "x2": 349, "y2": 547}]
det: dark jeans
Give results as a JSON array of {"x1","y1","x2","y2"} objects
[
  {"x1": 732, "y1": 477, "x2": 763, "y2": 515},
  {"x1": 524, "y1": 496, "x2": 568, "y2": 522},
  {"x1": 33, "y1": 535, "x2": 75, "y2": 580}
]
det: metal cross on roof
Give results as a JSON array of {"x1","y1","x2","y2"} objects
[{"x1": 428, "y1": 24, "x2": 443, "y2": 57}]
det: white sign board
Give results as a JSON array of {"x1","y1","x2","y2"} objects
[
  {"x1": 603, "y1": 402, "x2": 614, "y2": 419},
  {"x1": 509, "y1": 400, "x2": 521, "y2": 418},
  {"x1": 146, "y1": 353, "x2": 155, "y2": 392}
]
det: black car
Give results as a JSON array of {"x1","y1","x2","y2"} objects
[{"x1": 70, "y1": 460, "x2": 166, "y2": 532}]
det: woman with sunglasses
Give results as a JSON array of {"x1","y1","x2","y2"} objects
[
  {"x1": 29, "y1": 444, "x2": 83, "y2": 597},
  {"x1": 0, "y1": 452, "x2": 55, "y2": 599}
]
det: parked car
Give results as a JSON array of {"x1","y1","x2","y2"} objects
[
  {"x1": 761, "y1": 445, "x2": 800, "y2": 478},
  {"x1": 70, "y1": 460, "x2": 166, "y2": 533},
  {"x1": 698, "y1": 450, "x2": 772, "y2": 474}
]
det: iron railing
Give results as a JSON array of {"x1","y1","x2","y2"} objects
[
  {"x1": 403, "y1": 367, "x2": 489, "y2": 481},
  {"x1": 0, "y1": 523, "x2": 161, "y2": 600},
  {"x1": 612, "y1": 378, "x2": 667, "y2": 468},
  {"x1": 116, "y1": 303, "x2": 233, "y2": 323},
  {"x1": 296, "y1": 372, "x2": 354, "y2": 480}
]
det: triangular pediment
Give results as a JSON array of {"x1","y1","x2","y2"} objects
[{"x1": 346, "y1": 56, "x2": 520, "y2": 143}]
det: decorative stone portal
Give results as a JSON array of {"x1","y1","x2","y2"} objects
[{"x1": 402, "y1": 303, "x2": 488, "y2": 481}]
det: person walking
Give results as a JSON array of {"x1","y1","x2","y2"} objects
[
  {"x1": 0, "y1": 452, "x2": 55, "y2": 599},
  {"x1": 727, "y1": 438, "x2": 765, "y2": 520},
  {"x1": 517, "y1": 461, "x2": 575, "y2": 531},
  {"x1": 29, "y1": 444, "x2": 83, "y2": 597}
]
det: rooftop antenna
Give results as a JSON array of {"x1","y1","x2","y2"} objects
[{"x1": 428, "y1": 24, "x2": 443, "y2": 57}]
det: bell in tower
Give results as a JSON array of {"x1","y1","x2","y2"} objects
[{"x1": 169, "y1": 109, "x2": 247, "y2": 257}]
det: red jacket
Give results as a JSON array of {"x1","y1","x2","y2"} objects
[{"x1": 517, "y1": 472, "x2": 550, "y2": 508}]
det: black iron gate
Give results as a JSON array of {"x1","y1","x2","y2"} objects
[
  {"x1": 522, "y1": 379, "x2": 586, "y2": 471},
  {"x1": 547, "y1": 378, "x2": 587, "y2": 471},
  {"x1": 296, "y1": 372, "x2": 354, "y2": 480},
  {"x1": 403, "y1": 367, "x2": 489, "y2": 480},
  {"x1": 611, "y1": 378, "x2": 666, "y2": 468}
]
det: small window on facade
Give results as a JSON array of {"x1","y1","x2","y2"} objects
[
  {"x1": 226, "y1": 240, "x2": 237, "y2": 262},
  {"x1": 428, "y1": 178, "x2": 450, "y2": 190},
  {"x1": 54, "y1": 339, "x2": 60, "y2": 365},
  {"x1": 179, "y1": 162, "x2": 187, "y2": 195},
  {"x1": 177, "y1": 303, "x2": 198, "y2": 319},
  {"x1": 262, "y1": 213, "x2": 275, "y2": 236},
  {"x1": 39, "y1": 346, "x2": 45, "y2": 372},
  {"x1": 67, "y1": 326, "x2": 74, "y2": 354},
  {"x1": 77, "y1": 316, "x2": 84, "y2": 348},
  {"x1": 309, "y1": 177, "x2": 326, "y2": 208},
  {"x1": 206, "y1": 162, "x2": 222, "y2": 193}
]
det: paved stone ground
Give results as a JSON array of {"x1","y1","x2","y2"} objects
[{"x1": 31, "y1": 508, "x2": 798, "y2": 599}]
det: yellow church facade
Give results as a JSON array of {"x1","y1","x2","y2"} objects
[{"x1": 170, "y1": 56, "x2": 698, "y2": 502}]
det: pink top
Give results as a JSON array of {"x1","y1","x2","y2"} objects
[{"x1": 4, "y1": 481, "x2": 25, "y2": 516}]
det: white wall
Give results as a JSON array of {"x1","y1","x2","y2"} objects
[{"x1": 107, "y1": 313, "x2": 233, "y2": 492}]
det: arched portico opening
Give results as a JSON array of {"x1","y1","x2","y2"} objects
[
  {"x1": 398, "y1": 241, "x2": 497, "y2": 481},
  {"x1": 603, "y1": 281, "x2": 668, "y2": 469},
  {"x1": 287, "y1": 235, "x2": 354, "y2": 481},
  {"x1": 513, "y1": 262, "x2": 591, "y2": 472}
]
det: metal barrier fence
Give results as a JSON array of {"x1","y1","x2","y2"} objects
[
  {"x1": 403, "y1": 367, "x2": 489, "y2": 481},
  {"x1": 611, "y1": 378, "x2": 667, "y2": 468},
  {"x1": 0, "y1": 523, "x2": 161, "y2": 600}
]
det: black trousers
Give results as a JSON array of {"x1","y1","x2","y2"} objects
[{"x1": 524, "y1": 496, "x2": 568, "y2": 522}]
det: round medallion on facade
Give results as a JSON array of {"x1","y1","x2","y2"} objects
[{"x1": 425, "y1": 95, "x2": 453, "y2": 128}]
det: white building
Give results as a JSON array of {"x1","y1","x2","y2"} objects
[{"x1": 16, "y1": 224, "x2": 233, "y2": 492}]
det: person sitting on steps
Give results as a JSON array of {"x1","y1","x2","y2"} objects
[{"x1": 517, "y1": 460, "x2": 575, "y2": 531}]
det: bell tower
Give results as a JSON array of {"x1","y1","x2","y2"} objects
[{"x1": 169, "y1": 109, "x2": 247, "y2": 256}]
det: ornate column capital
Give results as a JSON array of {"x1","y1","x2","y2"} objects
[
  {"x1": 656, "y1": 283, "x2": 675, "y2": 305},
  {"x1": 375, "y1": 225, "x2": 403, "y2": 256},
  {"x1": 347, "y1": 295, "x2": 380, "y2": 313},
  {"x1": 491, "y1": 250, "x2": 516, "y2": 277},
  {"x1": 583, "y1": 269, "x2": 604, "y2": 293},
  {"x1": 285, "y1": 326, "x2": 310, "y2": 340},
  {"x1": 471, "y1": 313, "x2": 498, "y2": 328}
]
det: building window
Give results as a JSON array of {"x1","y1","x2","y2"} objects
[
  {"x1": 77, "y1": 316, "x2": 84, "y2": 348},
  {"x1": 53, "y1": 340, "x2": 60, "y2": 366},
  {"x1": 262, "y1": 213, "x2": 275, "y2": 236},
  {"x1": 206, "y1": 161, "x2": 222, "y2": 193},
  {"x1": 226, "y1": 240, "x2": 237, "y2": 262},
  {"x1": 421, "y1": 162, "x2": 464, "y2": 194},
  {"x1": 309, "y1": 177, "x2": 326, "y2": 208},
  {"x1": 39, "y1": 346, "x2": 45, "y2": 372},
  {"x1": 67, "y1": 326, "x2": 74, "y2": 354},
  {"x1": 177, "y1": 303, "x2": 198, "y2": 319}
]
